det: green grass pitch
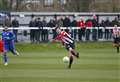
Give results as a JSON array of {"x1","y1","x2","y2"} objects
[{"x1": 0, "y1": 42, "x2": 120, "y2": 82}]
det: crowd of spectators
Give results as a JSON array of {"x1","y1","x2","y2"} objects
[{"x1": 3, "y1": 14, "x2": 120, "y2": 43}]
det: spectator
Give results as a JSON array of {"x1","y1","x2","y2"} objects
[
  {"x1": 85, "y1": 18, "x2": 93, "y2": 41},
  {"x1": 42, "y1": 17, "x2": 48, "y2": 42},
  {"x1": 71, "y1": 16, "x2": 77, "y2": 40},
  {"x1": 92, "y1": 15, "x2": 99, "y2": 41},
  {"x1": 29, "y1": 15, "x2": 36, "y2": 43},
  {"x1": 4, "y1": 15, "x2": 11, "y2": 27},
  {"x1": 57, "y1": 17, "x2": 63, "y2": 27},
  {"x1": 63, "y1": 16, "x2": 71, "y2": 33},
  {"x1": 12, "y1": 17, "x2": 19, "y2": 42},
  {"x1": 77, "y1": 18, "x2": 85, "y2": 41},
  {"x1": 104, "y1": 18, "x2": 111, "y2": 40},
  {"x1": 35, "y1": 17, "x2": 43, "y2": 43},
  {"x1": 99, "y1": 20, "x2": 105, "y2": 39},
  {"x1": 111, "y1": 17, "x2": 119, "y2": 26},
  {"x1": 47, "y1": 19, "x2": 56, "y2": 39}
]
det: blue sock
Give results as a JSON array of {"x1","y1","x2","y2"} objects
[{"x1": 3, "y1": 54, "x2": 8, "y2": 63}]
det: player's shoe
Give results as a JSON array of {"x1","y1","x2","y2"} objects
[
  {"x1": 4, "y1": 62, "x2": 8, "y2": 66},
  {"x1": 67, "y1": 65, "x2": 71, "y2": 69},
  {"x1": 76, "y1": 52, "x2": 79, "y2": 58},
  {"x1": 15, "y1": 51, "x2": 20, "y2": 56}
]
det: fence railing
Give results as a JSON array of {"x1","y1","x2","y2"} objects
[{"x1": 0, "y1": 26, "x2": 115, "y2": 42}]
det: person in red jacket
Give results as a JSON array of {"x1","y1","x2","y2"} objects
[
  {"x1": 85, "y1": 19, "x2": 93, "y2": 40},
  {"x1": 77, "y1": 18, "x2": 85, "y2": 41}
]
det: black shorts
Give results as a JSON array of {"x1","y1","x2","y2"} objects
[
  {"x1": 113, "y1": 37, "x2": 120, "y2": 44},
  {"x1": 65, "y1": 43, "x2": 75, "y2": 51}
]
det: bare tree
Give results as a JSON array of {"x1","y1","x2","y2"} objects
[
  {"x1": 15, "y1": 0, "x2": 24, "y2": 11},
  {"x1": 68, "y1": 0, "x2": 92, "y2": 12},
  {"x1": 0, "y1": 0, "x2": 9, "y2": 10}
]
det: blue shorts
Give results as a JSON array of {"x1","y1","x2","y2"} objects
[{"x1": 4, "y1": 41, "x2": 15, "y2": 52}]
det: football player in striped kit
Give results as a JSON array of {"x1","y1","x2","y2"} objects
[
  {"x1": 113, "y1": 25, "x2": 120, "y2": 53},
  {"x1": 53, "y1": 26, "x2": 79, "y2": 69}
]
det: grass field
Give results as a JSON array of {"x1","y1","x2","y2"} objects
[{"x1": 0, "y1": 42, "x2": 120, "y2": 82}]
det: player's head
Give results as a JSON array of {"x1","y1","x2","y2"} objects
[
  {"x1": 55, "y1": 26, "x2": 61, "y2": 34},
  {"x1": 114, "y1": 25, "x2": 118, "y2": 28},
  {"x1": 3, "y1": 26, "x2": 9, "y2": 32},
  {"x1": 114, "y1": 25, "x2": 118, "y2": 30}
]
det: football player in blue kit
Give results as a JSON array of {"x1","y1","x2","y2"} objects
[{"x1": 2, "y1": 26, "x2": 19, "y2": 66}]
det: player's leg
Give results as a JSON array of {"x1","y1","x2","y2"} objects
[
  {"x1": 10, "y1": 42, "x2": 19, "y2": 56},
  {"x1": 68, "y1": 50, "x2": 73, "y2": 69},
  {"x1": 3, "y1": 51, "x2": 8, "y2": 66},
  {"x1": 116, "y1": 43, "x2": 120, "y2": 53},
  {"x1": 10, "y1": 49, "x2": 19, "y2": 56},
  {"x1": 113, "y1": 42, "x2": 120, "y2": 53},
  {"x1": 116, "y1": 46, "x2": 119, "y2": 53},
  {"x1": 70, "y1": 49, "x2": 79, "y2": 58},
  {"x1": 3, "y1": 45, "x2": 9, "y2": 66},
  {"x1": 69, "y1": 43, "x2": 79, "y2": 58},
  {"x1": 67, "y1": 47, "x2": 79, "y2": 69}
]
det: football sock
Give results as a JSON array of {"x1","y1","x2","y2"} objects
[
  {"x1": 71, "y1": 50, "x2": 79, "y2": 58},
  {"x1": 117, "y1": 47, "x2": 119, "y2": 53},
  {"x1": 11, "y1": 50, "x2": 16, "y2": 55},
  {"x1": 68, "y1": 56, "x2": 73, "y2": 69},
  {"x1": 71, "y1": 50, "x2": 77, "y2": 56},
  {"x1": 3, "y1": 54, "x2": 8, "y2": 63}
]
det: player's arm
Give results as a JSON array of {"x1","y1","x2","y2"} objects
[
  {"x1": 8, "y1": 32, "x2": 15, "y2": 40},
  {"x1": 52, "y1": 34, "x2": 62, "y2": 43}
]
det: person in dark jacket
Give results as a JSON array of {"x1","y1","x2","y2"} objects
[
  {"x1": 35, "y1": 17, "x2": 43, "y2": 43},
  {"x1": 42, "y1": 17, "x2": 48, "y2": 42},
  {"x1": 29, "y1": 16, "x2": 36, "y2": 43},
  {"x1": 71, "y1": 16, "x2": 77, "y2": 40},
  {"x1": 63, "y1": 16, "x2": 71, "y2": 33},
  {"x1": 47, "y1": 19, "x2": 56, "y2": 39},
  {"x1": 92, "y1": 15, "x2": 99, "y2": 41},
  {"x1": 12, "y1": 18, "x2": 19, "y2": 42},
  {"x1": 104, "y1": 18, "x2": 111, "y2": 40}
]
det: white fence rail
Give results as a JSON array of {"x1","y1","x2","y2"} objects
[
  {"x1": 0, "y1": 26, "x2": 116, "y2": 30},
  {"x1": 0, "y1": 27, "x2": 115, "y2": 42}
]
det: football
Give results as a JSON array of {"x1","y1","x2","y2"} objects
[{"x1": 63, "y1": 56, "x2": 69, "y2": 63}]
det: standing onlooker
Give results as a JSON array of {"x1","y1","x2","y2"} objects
[
  {"x1": 57, "y1": 17, "x2": 63, "y2": 27},
  {"x1": 42, "y1": 17, "x2": 48, "y2": 42},
  {"x1": 29, "y1": 15, "x2": 36, "y2": 43},
  {"x1": 99, "y1": 20, "x2": 105, "y2": 39},
  {"x1": 47, "y1": 19, "x2": 56, "y2": 39},
  {"x1": 63, "y1": 16, "x2": 71, "y2": 33},
  {"x1": 85, "y1": 18, "x2": 93, "y2": 41},
  {"x1": 4, "y1": 15, "x2": 11, "y2": 27},
  {"x1": 104, "y1": 18, "x2": 111, "y2": 40},
  {"x1": 12, "y1": 17, "x2": 19, "y2": 42},
  {"x1": 71, "y1": 16, "x2": 77, "y2": 40},
  {"x1": 77, "y1": 18, "x2": 85, "y2": 41},
  {"x1": 36, "y1": 17, "x2": 43, "y2": 43},
  {"x1": 92, "y1": 15, "x2": 99, "y2": 41}
]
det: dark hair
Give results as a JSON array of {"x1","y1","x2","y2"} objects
[
  {"x1": 54, "y1": 26, "x2": 60, "y2": 31},
  {"x1": 31, "y1": 14, "x2": 34, "y2": 18}
]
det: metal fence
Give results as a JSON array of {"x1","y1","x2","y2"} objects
[{"x1": 0, "y1": 27, "x2": 114, "y2": 43}]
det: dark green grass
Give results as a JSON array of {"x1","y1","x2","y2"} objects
[{"x1": 0, "y1": 42, "x2": 120, "y2": 82}]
